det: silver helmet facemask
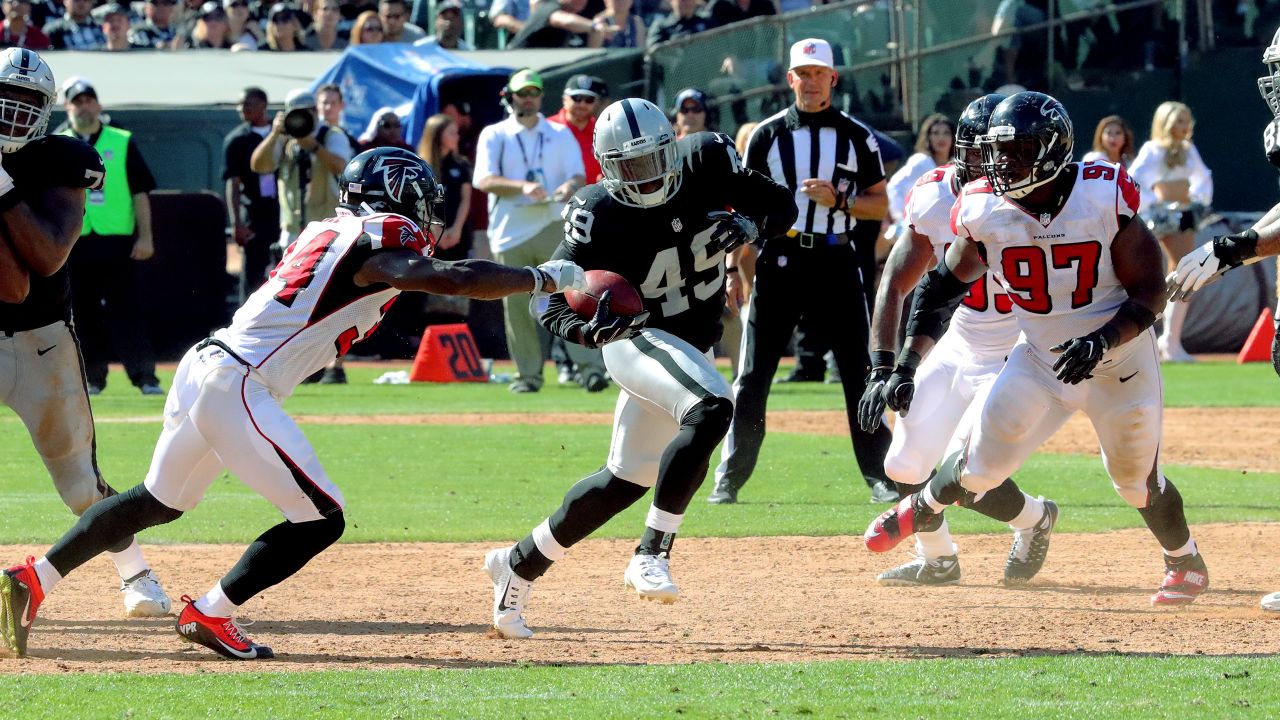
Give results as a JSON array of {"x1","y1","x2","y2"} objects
[
  {"x1": 1259, "y1": 28, "x2": 1280, "y2": 117},
  {"x1": 0, "y1": 49, "x2": 55, "y2": 153},
  {"x1": 594, "y1": 99, "x2": 683, "y2": 208}
]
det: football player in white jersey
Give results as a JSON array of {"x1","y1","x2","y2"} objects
[
  {"x1": 865, "y1": 92, "x2": 1208, "y2": 607},
  {"x1": 1170, "y1": 25, "x2": 1280, "y2": 612},
  {"x1": 857, "y1": 94, "x2": 1058, "y2": 587},
  {"x1": 0, "y1": 147, "x2": 586, "y2": 660}
]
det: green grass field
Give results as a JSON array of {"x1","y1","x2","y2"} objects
[{"x1": 2, "y1": 361, "x2": 1278, "y2": 718}]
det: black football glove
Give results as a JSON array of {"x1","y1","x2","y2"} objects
[
  {"x1": 857, "y1": 351, "x2": 896, "y2": 432},
  {"x1": 1049, "y1": 330, "x2": 1110, "y2": 385},
  {"x1": 883, "y1": 351, "x2": 921, "y2": 416},
  {"x1": 579, "y1": 290, "x2": 648, "y2": 349},
  {"x1": 706, "y1": 210, "x2": 758, "y2": 254}
]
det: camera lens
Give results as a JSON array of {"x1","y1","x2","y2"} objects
[{"x1": 284, "y1": 108, "x2": 315, "y2": 138}]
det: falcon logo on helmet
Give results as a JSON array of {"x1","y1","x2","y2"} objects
[{"x1": 375, "y1": 154, "x2": 422, "y2": 204}]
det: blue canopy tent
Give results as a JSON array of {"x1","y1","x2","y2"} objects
[{"x1": 310, "y1": 43, "x2": 512, "y2": 149}]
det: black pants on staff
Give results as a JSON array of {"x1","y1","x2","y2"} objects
[
  {"x1": 242, "y1": 200, "x2": 280, "y2": 300},
  {"x1": 717, "y1": 232, "x2": 892, "y2": 493},
  {"x1": 791, "y1": 220, "x2": 882, "y2": 379},
  {"x1": 68, "y1": 233, "x2": 159, "y2": 390}
]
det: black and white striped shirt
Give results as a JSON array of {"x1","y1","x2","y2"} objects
[{"x1": 744, "y1": 104, "x2": 884, "y2": 236}]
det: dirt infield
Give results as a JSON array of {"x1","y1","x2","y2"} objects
[
  {"x1": 6, "y1": 406, "x2": 1277, "y2": 673},
  {"x1": 3, "y1": 523, "x2": 1279, "y2": 674}
]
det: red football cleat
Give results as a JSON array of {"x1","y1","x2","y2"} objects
[
  {"x1": 175, "y1": 595, "x2": 274, "y2": 660},
  {"x1": 0, "y1": 556, "x2": 45, "y2": 658},
  {"x1": 1151, "y1": 553, "x2": 1209, "y2": 607},
  {"x1": 864, "y1": 494, "x2": 940, "y2": 553}
]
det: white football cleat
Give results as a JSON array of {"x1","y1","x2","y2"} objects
[
  {"x1": 624, "y1": 553, "x2": 679, "y2": 603},
  {"x1": 484, "y1": 547, "x2": 534, "y2": 639},
  {"x1": 1261, "y1": 592, "x2": 1280, "y2": 612},
  {"x1": 121, "y1": 570, "x2": 172, "y2": 617}
]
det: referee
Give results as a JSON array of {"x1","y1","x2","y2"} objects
[{"x1": 710, "y1": 38, "x2": 896, "y2": 505}]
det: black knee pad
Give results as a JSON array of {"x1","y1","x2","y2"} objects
[
  {"x1": 681, "y1": 396, "x2": 734, "y2": 437},
  {"x1": 297, "y1": 511, "x2": 346, "y2": 551},
  {"x1": 124, "y1": 484, "x2": 184, "y2": 525}
]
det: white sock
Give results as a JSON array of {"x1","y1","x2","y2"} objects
[
  {"x1": 1164, "y1": 537, "x2": 1198, "y2": 558},
  {"x1": 921, "y1": 485, "x2": 947, "y2": 514},
  {"x1": 645, "y1": 505, "x2": 683, "y2": 534},
  {"x1": 196, "y1": 583, "x2": 238, "y2": 618},
  {"x1": 915, "y1": 517, "x2": 958, "y2": 558},
  {"x1": 531, "y1": 518, "x2": 566, "y2": 562},
  {"x1": 107, "y1": 539, "x2": 150, "y2": 581},
  {"x1": 1009, "y1": 494, "x2": 1046, "y2": 531},
  {"x1": 32, "y1": 557, "x2": 62, "y2": 594}
]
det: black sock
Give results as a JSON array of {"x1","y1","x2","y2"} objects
[
  {"x1": 636, "y1": 527, "x2": 675, "y2": 557},
  {"x1": 220, "y1": 513, "x2": 345, "y2": 606},
  {"x1": 1136, "y1": 473, "x2": 1192, "y2": 553},
  {"x1": 46, "y1": 484, "x2": 182, "y2": 576},
  {"x1": 963, "y1": 478, "x2": 1027, "y2": 523},
  {"x1": 97, "y1": 484, "x2": 137, "y2": 554},
  {"x1": 924, "y1": 450, "x2": 969, "y2": 507},
  {"x1": 510, "y1": 468, "x2": 647, "y2": 581}
]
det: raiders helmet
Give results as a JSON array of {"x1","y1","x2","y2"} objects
[
  {"x1": 0, "y1": 48, "x2": 56, "y2": 153},
  {"x1": 1260, "y1": 26, "x2": 1280, "y2": 117},
  {"x1": 339, "y1": 147, "x2": 444, "y2": 235},
  {"x1": 953, "y1": 93, "x2": 1005, "y2": 186},
  {"x1": 980, "y1": 91, "x2": 1074, "y2": 199},
  {"x1": 594, "y1": 98, "x2": 683, "y2": 208}
]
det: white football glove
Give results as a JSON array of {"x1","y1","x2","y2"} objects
[
  {"x1": 1167, "y1": 241, "x2": 1220, "y2": 302},
  {"x1": 0, "y1": 154, "x2": 14, "y2": 199},
  {"x1": 530, "y1": 259, "x2": 586, "y2": 294}
]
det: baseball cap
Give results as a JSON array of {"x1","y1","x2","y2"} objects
[
  {"x1": 507, "y1": 69, "x2": 543, "y2": 93},
  {"x1": 789, "y1": 38, "x2": 834, "y2": 71},
  {"x1": 563, "y1": 74, "x2": 607, "y2": 99},
  {"x1": 435, "y1": 0, "x2": 462, "y2": 14},
  {"x1": 284, "y1": 88, "x2": 315, "y2": 111},
  {"x1": 61, "y1": 77, "x2": 96, "y2": 103},
  {"x1": 198, "y1": 0, "x2": 225, "y2": 19},
  {"x1": 92, "y1": 2, "x2": 129, "y2": 20},
  {"x1": 268, "y1": 2, "x2": 296, "y2": 21},
  {"x1": 672, "y1": 87, "x2": 708, "y2": 113}
]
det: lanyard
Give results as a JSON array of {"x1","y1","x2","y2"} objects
[{"x1": 513, "y1": 129, "x2": 544, "y2": 172}]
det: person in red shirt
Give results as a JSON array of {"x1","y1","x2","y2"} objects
[
  {"x1": 546, "y1": 74, "x2": 606, "y2": 184},
  {"x1": 0, "y1": 0, "x2": 52, "y2": 49}
]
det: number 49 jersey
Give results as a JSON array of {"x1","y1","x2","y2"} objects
[
  {"x1": 951, "y1": 161, "x2": 1140, "y2": 358},
  {"x1": 904, "y1": 163, "x2": 1019, "y2": 355},
  {"x1": 213, "y1": 209, "x2": 431, "y2": 394},
  {"x1": 542, "y1": 131, "x2": 796, "y2": 352}
]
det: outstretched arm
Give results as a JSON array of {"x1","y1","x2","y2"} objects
[{"x1": 354, "y1": 250, "x2": 576, "y2": 300}]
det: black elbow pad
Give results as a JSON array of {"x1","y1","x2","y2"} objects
[{"x1": 905, "y1": 263, "x2": 973, "y2": 341}]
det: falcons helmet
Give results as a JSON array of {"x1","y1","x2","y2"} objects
[{"x1": 339, "y1": 147, "x2": 445, "y2": 235}]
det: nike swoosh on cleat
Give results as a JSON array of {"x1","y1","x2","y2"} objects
[
  {"x1": 18, "y1": 596, "x2": 30, "y2": 628},
  {"x1": 215, "y1": 637, "x2": 261, "y2": 659}
]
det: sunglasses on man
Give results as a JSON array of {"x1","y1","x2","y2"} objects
[
  {"x1": 678, "y1": 104, "x2": 705, "y2": 114},
  {"x1": 514, "y1": 88, "x2": 542, "y2": 99},
  {"x1": 569, "y1": 94, "x2": 597, "y2": 104}
]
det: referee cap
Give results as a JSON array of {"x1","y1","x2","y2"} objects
[{"x1": 789, "y1": 38, "x2": 834, "y2": 71}]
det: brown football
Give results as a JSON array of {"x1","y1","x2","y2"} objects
[{"x1": 565, "y1": 270, "x2": 645, "y2": 319}]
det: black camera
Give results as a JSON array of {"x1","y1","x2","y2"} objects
[{"x1": 284, "y1": 107, "x2": 316, "y2": 139}]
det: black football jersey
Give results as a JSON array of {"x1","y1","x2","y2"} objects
[
  {"x1": 0, "y1": 134, "x2": 106, "y2": 331},
  {"x1": 542, "y1": 132, "x2": 796, "y2": 352}
]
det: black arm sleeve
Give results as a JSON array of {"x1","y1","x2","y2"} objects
[
  {"x1": 731, "y1": 165, "x2": 798, "y2": 240},
  {"x1": 125, "y1": 139, "x2": 158, "y2": 194},
  {"x1": 904, "y1": 261, "x2": 975, "y2": 341}
]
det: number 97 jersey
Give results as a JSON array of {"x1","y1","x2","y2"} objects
[
  {"x1": 544, "y1": 131, "x2": 796, "y2": 353},
  {"x1": 951, "y1": 161, "x2": 1140, "y2": 360}
]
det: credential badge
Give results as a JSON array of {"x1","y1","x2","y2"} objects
[{"x1": 671, "y1": 218, "x2": 682, "y2": 232}]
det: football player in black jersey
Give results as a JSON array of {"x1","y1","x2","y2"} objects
[
  {"x1": 485, "y1": 98, "x2": 796, "y2": 639},
  {"x1": 0, "y1": 48, "x2": 174, "y2": 616}
]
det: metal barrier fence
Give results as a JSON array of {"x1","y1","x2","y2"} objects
[{"x1": 646, "y1": 0, "x2": 1191, "y2": 140}]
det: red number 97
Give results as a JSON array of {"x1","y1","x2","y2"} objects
[{"x1": 1000, "y1": 246, "x2": 1051, "y2": 314}]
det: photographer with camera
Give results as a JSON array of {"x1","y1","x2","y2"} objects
[{"x1": 250, "y1": 87, "x2": 353, "y2": 257}]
